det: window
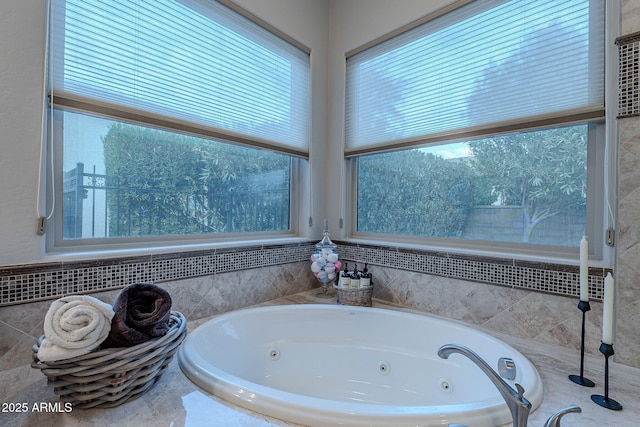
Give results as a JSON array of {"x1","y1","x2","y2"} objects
[
  {"x1": 47, "y1": 0, "x2": 309, "y2": 248},
  {"x1": 356, "y1": 124, "x2": 601, "y2": 247},
  {"x1": 59, "y1": 111, "x2": 292, "y2": 240},
  {"x1": 346, "y1": 0, "x2": 608, "y2": 258}
]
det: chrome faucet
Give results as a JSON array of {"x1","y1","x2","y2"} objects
[
  {"x1": 438, "y1": 344, "x2": 581, "y2": 427},
  {"x1": 438, "y1": 344, "x2": 531, "y2": 427}
]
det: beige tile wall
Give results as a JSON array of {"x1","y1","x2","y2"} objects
[
  {"x1": 0, "y1": 262, "x2": 315, "y2": 373},
  {"x1": 613, "y1": 0, "x2": 640, "y2": 369}
]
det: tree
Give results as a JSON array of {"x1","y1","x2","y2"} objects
[
  {"x1": 469, "y1": 127, "x2": 587, "y2": 243},
  {"x1": 102, "y1": 123, "x2": 289, "y2": 237},
  {"x1": 465, "y1": 21, "x2": 589, "y2": 243},
  {"x1": 357, "y1": 150, "x2": 476, "y2": 238},
  {"x1": 103, "y1": 124, "x2": 206, "y2": 236}
]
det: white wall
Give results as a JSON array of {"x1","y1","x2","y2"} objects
[
  {"x1": 0, "y1": 1, "x2": 48, "y2": 265},
  {"x1": 0, "y1": 0, "x2": 329, "y2": 266}
]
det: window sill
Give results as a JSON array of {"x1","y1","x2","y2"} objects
[
  {"x1": 44, "y1": 236, "x2": 312, "y2": 264},
  {"x1": 337, "y1": 235, "x2": 610, "y2": 269}
]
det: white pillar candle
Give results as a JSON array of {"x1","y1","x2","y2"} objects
[
  {"x1": 579, "y1": 236, "x2": 589, "y2": 302},
  {"x1": 602, "y1": 272, "x2": 615, "y2": 345}
]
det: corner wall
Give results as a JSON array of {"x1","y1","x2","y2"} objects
[{"x1": 612, "y1": 0, "x2": 640, "y2": 369}]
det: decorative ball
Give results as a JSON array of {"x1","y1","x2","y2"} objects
[{"x1": 310, "y1": 246, "x2": 339, "y2": 284}]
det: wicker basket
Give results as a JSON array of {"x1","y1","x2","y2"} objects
[
  {"x1": 334, "y1": 284, "x2": 373, "y2": 307},
  {"x1": 31, "y1": 310, "x2": 187, "y2": 409}
]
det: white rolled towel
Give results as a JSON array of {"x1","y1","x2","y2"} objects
[{"x1": 37, "y1": 295, "x2": 115, "y2": 362}]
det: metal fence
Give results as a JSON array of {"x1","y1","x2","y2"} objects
[{"x1": 63, "y1": 163, "x2": 290, "y2": 239}]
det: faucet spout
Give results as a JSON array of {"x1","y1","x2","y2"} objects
[{"x1": 438, "y1": 344, "x2": 531, "y2": 427}]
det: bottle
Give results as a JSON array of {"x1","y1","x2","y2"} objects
[
  {"x1": 360, "y1": 263, "x2": 371, "y2": 288},
  {"x1": 350, "y1": 263, "x2": 360, "y2": 289},
  {"x1": 340, "y1": 263, "x2": 351, "y2": 288}
]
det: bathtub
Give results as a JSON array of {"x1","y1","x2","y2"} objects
[{"x1": 178, "y1": 304, "x2": 543, "y2": 427}]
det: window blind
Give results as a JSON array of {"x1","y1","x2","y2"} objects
[
  {"x1": 51, "y1": 0, "x2": 310, "y2": 157},
  {"x1": 345, "y1": 0, "x2": 605, "y2": 155}
]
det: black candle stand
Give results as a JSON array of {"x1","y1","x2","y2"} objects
[
  {"x1": 568, "y1": 300, "x2": 595, "y2": 387},
  {"x1": 591, "y1": 342, "x2": 623, "y2": 411}
]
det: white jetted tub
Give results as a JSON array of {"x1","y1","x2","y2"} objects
[{"x1": 178, "y1": 304, "x2": 543, "y2": 426}]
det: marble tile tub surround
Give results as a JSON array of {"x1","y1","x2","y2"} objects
[
  {"x1": 615, "y1": 117, "x2": 640, "y2": 370},
  {"x1": 1, "y1": 290, "x2": 639, "y2": 427},
  {"x1": 1, "y1": 239, "x2": 618, "y2": 370},
  {"x1": 0, "y1": 242, "x2": 317, "y2": 306},
  {"x1": 1, "y1": 241, "x2": 608, "y2": 307},
  {"x1": 337, "y1": 241, "x2": 610, "y2": 301},
  {"x1": 614, "y1": 0, "x2": 640, "y2": 372}
]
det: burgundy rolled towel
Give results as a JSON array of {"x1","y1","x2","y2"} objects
[{"x1": 103, "y1": 283, "x2": 172, "y2": 348}]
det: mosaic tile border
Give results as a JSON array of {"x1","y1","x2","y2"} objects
[
  {"x1": 336, "y1": 241, "x2": 609, "y2": 301},
  {"x1": 0, "y1": 242, "x2": 316, "y2": 306},
  {"x1": 617, "y1": 31, "x2": 640, "y2": 119},
  {"x1": 0, "y1": 240, "x2": 610, "y2": 306}
]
